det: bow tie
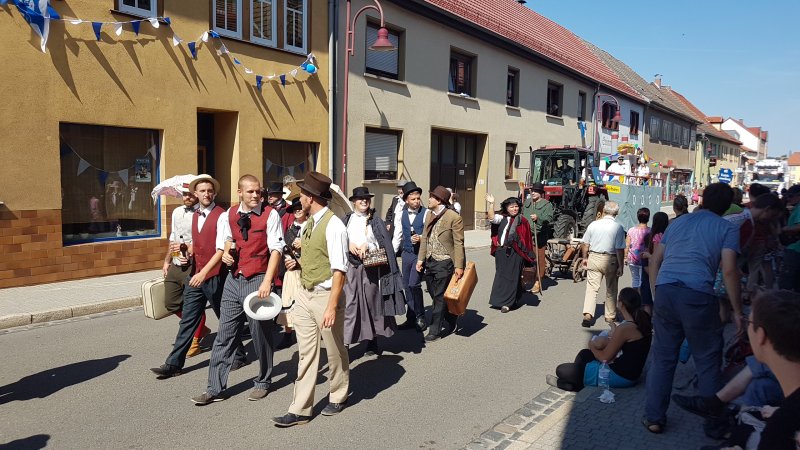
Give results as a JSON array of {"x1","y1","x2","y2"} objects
[
  {"x1": 195, "y1": 210, "x2": 206, "y2": 218},
  {"x1": 237, "y1": 212, "x2": 252, "y2": 241},
  {"x1": 184, "y1": 206, "x2": 195, "y2": 212}
]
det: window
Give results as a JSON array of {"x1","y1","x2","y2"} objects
[
  {"x1": 682, "y1": 127, "x2": 690, "y2": 147},
  {"x1": 448, "y1": 50, "x2": 475, "y2": 97},
  {"x1": 119, "y1": 0, "x2": 157, "y2": 17},
  {"x1": 578, "y1": 91, "x2": 587, "y2": 121},
  {"x1": 630, "y1": 111, "x2": 640, "y2": 135},
  {"x1": 263, "y1": 139, "x2": 315, "y2": 183},
  {"x1": 364, "y1": 129, "x2": 399, "y2": 180},
  {"x1": 649, "y1": 116, "x2": 660, "y2": 141},
  {"x1": 214, "y1": 0, "x2": 242, "y2": 38},
  {"x1": 601, "y1": 102, "x2": 619, "y2": 130},
  {"x1": 284, "y1": 0, "x2": 307, "y2": 53},
  {"x1": 365, "y1": 23, "x2": 401, "y2": 79},
  {"x1": 672, "y1": 123, "x2": 681, "y2": 145},
  {"x1": 661, "y1": 120, "x2": 671, "y2": 142},
  {"x1": 59, "y1": 123, "x2": 160, "y2": 245},
  {"x1": 546, "y1": 81, "x2": 563, "y2": 117},
  {"x1": 506, "y1": 68, "x2": 519, "y2": 107},
  {"x1": 505, "y1": 143, "x2": 517, "y2": 179},
  {"x1": 251, "y1": 0, "x2": 276, "y2": 46}
]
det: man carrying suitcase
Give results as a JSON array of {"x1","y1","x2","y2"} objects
[{"x1": 416, "y1": 185, "x2": 465, "y2": 343}]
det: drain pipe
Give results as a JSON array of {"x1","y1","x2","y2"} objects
[{"x1": 328, "y1": 0, "x2": 337, "y2": 178}]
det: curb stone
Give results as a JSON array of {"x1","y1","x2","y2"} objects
[{"x1": 0, "y1": 296, "x2": 142, "y2": 330}]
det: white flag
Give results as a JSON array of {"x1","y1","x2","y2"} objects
[
  {"x1": 290, "y1": 69, "x2": 298, "y2": 77},
  {"x1": 148, "y1": 18, "x2": 159, "y2": 29},
  {"x1": 77, "y1": 158, "x2": 91, "y2": 175},
  {"x1": 172, "y1": 34, "x2": 182, "y2": 46},
  {"x1": 201, "y1": 31, "x2": 209, "y2": 42},
  {"x1": 245, "y1": 68, "x2": 253, "y2": 74},
  {"x1": 114, "y1": 23, "x2": 123, "y2": 36},
  {"x1": 69, "y1": 19, "x2": 83, "y2": 25},
  {"x1": 118, "y1": 169, "x2": 129, "y2": 184}
]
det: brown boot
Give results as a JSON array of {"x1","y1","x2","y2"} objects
[
  {"x1": 187, "y1": 338, "x2": 202, "y2": 358},
  {"x1": 531, "y1": 281, "x2": 541, "y2": 293}
]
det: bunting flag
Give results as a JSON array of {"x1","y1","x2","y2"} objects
[
  {"x1": 92, "y1": 21, "x2": 102, "y2": 41},
  {"x1": 77, "y1": 158, "x2": 91, "y2": 175},
  {"x1": 280, "y1": 74, "x2": 286, "y2": 87},
  {"x1": 118, "y1": 168, "x2": 129, "y2": 184},
  {"x1": 256, "y1": 75, "x2": 263, "y2": 91},
  {"x1": 14, "y1": 0, "x2": 60, "y2": 52},
  {"x1": 97, "y1": 171, "x2": 108, "y2": 186},
  {"x1": 264, "y1": 160, "x2": 273, "y2": 174},
  {"x1": 188, "y1": 41, "x2": 197, "y2": 59},
  {"x1": 131, "y1": 20, "x2": 140, "y2": 36},
  {"x1": 172, "y1": 34, "x2": 182, "y2": 47}
]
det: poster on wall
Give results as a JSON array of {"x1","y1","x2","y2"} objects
[{"x1": 135, "y1": 158, "x2": 152, "y2": 183}]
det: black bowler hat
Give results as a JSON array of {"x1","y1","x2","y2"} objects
[
  {"x1": 531, "y1": 182, "x2": 545, "y2": 194},
  {"x1": 286, "y1": 198, "x2": 303, "y2": 213},
  {"x1": 265, "y1": 182, "x2": 284, "y2": 194},
  {"x1": 349, "y1": 186, "x2": 375, "y2": 201},
  {"x1": 401, "y1": 181, "x2": 423, "y2": 200}
]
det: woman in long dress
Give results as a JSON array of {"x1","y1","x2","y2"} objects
[
  {"x1": 343, "y1": 187, "x2": 405, "y2": 356},
  {"x1": 486, "y1": 195, "x2": 536, "y2": 312}
]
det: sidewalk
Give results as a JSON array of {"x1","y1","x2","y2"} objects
[{"x1": 0, "y1": 231, "x2": 491, "y2": 330}]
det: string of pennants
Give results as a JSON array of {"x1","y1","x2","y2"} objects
[
  {"x1": 3, "y1": 0, "x2": 319, "y2": 90},
  {"x1": 264, "y1": 149, "x2": 318, "y2": 178},
  {"x1": 59, "y1": 138, "x2": 159, "y2": 187}
]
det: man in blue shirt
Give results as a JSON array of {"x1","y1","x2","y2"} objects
[{"x1": 643, "y1": 183, "x2": 742, "y2": 434}]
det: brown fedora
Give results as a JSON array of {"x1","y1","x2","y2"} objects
[
  {"x1": 429, "y1": 185, "x2": 451, "y2": 205},
  {"x1": 297, "y1": 171, "x2": 333, "y2": 199}
]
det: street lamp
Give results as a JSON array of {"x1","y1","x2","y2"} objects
[{"x1": 341, "y1": 0, "x2": 396, "y2": 191}]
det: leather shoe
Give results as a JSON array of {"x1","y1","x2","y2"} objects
[
  {"x1": 150, "y1": 364, "x2": 181, "y2": 379},
  {"x1": 581, "y1": 315, "x2": 592, "y2": 328},
  {"x1": 424, "y1": 333, "x2": 440, "y2": 343},
  {"x1": 321, "y1": 401, "x2": 346, "y2": 416},
  {"x1": 415, "y1": 318, "x2": 428, "y2": 332},
  {"x1": 191, "y1": 392, "x2": 224, "y2": 406},
  {"x1": 231, "y1": 359, "x2": 251, "y2": 371},
  {"x1": 672, "y1": 394, "x2": 725, "y2": 419},
  {"x1": 247, "y1": 388, "x2": 269, "y2": 401},
  {"x1": 272, "y1": 413, "x2": 311, "y2": 427}
]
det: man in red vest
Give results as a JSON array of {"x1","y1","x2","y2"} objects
[
  {"x1": 192, "y1": 174, "x2": 284, "y2": 405},
  {"x1": 151, "y1": 174, "x2": 228, "y2": 378}
]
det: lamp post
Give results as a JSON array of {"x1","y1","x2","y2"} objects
[
  {"x1": 594, "y1": 93, "x2": 622, "y2": 153},
  {"x1": 340, "y1": 0, "x2": 395, "y2": 191}
]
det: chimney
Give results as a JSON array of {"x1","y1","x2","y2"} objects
[{"x1": 654, "y1": 76, "x2": 662, "y2": 88}]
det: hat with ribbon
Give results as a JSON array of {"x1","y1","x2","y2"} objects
[
  {"x1": 297, "y1": 171, "x2": 333, "y2": 200},
  {"x1": 402, "y1": 181, "x2": 423, "y2": 200},
  {"x1": 286, "y1": 197, "x2": 303, "y2": 213},
  {"x1": 429, "y1": 185, "x2": 451, "y2": 205},
  {"x1": 189, "y1": 174, "x2": 220, "y2": 193},
  {"x1": 349, "y1": 186, "x2": 375, "y2": 201},
  {"x1": 530, "y1": 182, "x2": 546, "y2": 194}
]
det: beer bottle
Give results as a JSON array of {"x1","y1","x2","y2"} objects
[
  {"x1": 228, "y1": 240, "x2": 238, "y2": 273},
  {"x1": 283, "y1": 244, "x2": 300, "y2": 269},
  {"x1": 179, "y1": 235, "x2": 188, "y2": 258}
]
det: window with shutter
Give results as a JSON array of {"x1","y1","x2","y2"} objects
[
  {"x1": 364, "y1": 129, "x2": 400, "y2": 180},
  {"x1": 630, "y1": 111, "x2": 640, "y2": 135},
  {"x1": 214, "y1": 0, "x2": 242, "y2": 39},
  {"x1": 661, "y1": 120, "x2": 671, "y2": 142},
  {"x1": 251, "y1": 0, "x2": 276, "y2": 46},
  {"x1": 365, "y1": 23, "x2": 400, "y2": 79},
  {"x1": 284, "y1": 0, "x2": 306, "y2": 53},
  {"x1": 650, "y1": 116, "x2": 660, "y2": 141}
]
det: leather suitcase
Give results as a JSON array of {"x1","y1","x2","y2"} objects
[
  {"x1": 444, "y1": 261, "x2": 478, "y2": 316},
  {"x1": 142, "y1": 277, "x2": 170, "y2": 320}
]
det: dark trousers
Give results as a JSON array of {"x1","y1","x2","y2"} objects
[
  {"x1": 165, "y1": 274, "x2": 221, "y2": 369},
  {"x1": 401, "y1": 250, "x2": 425, "y2": 322},
  {"x1": 645, "y1": 282, "x2": 723, "y2": 424},
  {"x1": 555, "y1": 349, "x2": 595, "y2": 392},
  {"x1": 425, "y1": 258, "x2": 457, "y2": 337},
  {"x1": 207, "y1": 274, "x2": 275, "y2": 396}
]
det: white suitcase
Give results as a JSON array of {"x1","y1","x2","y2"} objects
[{"x1": 142, "y1": 277, "x2": 170, "y2": 320}]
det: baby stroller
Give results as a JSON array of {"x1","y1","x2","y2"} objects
[{"x1": 544, "y1": 238, "x2": 586, "y2": 282}]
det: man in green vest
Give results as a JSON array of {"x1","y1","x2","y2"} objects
[
  {"x1": 273, "y1": 172, "x2": 350, "y2": 427},
  {"x1": 522, "y1": 183, "x2": 554, "y2": 293}
]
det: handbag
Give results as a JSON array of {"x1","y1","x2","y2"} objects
[
  {"x1": 362, "y1": 248, "x2": 389, "y2": 268},
  {"x1": 521, "y1": 267, "x2": 537, "y2": 290}
]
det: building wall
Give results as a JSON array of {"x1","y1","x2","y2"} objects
[
  {"x1": 337, "y1": 0, "x2": 595, "y2": 228},
  {"x1": 643, "y1": 109, "x2": 696, "y2": 171},
  {"x1": 595, "y1": 93, "x2": 645, "y2": 155},
  {"x1": 721, "y1": 120, "x2": 760, "y2": 156},
  {"x1": 0, "y1": 0, "x2": 330, "y2": 287}
]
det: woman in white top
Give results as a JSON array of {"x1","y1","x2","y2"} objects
[
  {"x1": 342, "y1": 187, "x2": 405, "y2": 356},
  {"x1": 447, "y1": 188, "x2": 462, "y2": 215},
  {"x1": 279, "y1": 198, "x2": 307, "y2": 345}
]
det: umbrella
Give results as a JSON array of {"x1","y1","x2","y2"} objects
[
  {"x1": 328, "y1": 183, "x2": 353, "y2": 220},
  {"x1": 151, "y1": 174, "x2": 196, "y2": 202}
]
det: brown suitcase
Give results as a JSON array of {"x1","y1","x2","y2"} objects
[{"x1": 444, "y1": 261, "x2": 478, "y2": 316}]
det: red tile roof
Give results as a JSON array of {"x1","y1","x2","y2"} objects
[
  {"x1": 424, "y1": 0, "x2": 645, "y2": 101},
  {"x1": 706, "y1": 116, "x2": 723, "y2": 123},
  {"x1": 669, "y1": 90, "x2": 741, "y2": 144},
  {"x1": 760, "y1": 131, "x2": 768, "y2": 141},
  {"x1": 788, "y1": 152, "x2": 800, "y2": 166}
]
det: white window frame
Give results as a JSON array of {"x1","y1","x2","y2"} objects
[
  {"x1": 119, "y1": 0, "x2": 157, "y2": 17},
  {"x1": 250, "y1": 0, "x2": 277, "y2": 47},
  {"x1": 213, "y1": 0, "x2": 243, "y2": 39},
  {"x1": 364, "y1": 128, "x2": 400, "y2": 180},
  {"x1": 283, "y1": 0, "x2": 308, "y2": 54}
]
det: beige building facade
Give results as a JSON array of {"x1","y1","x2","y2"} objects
[{"x1": 0, "y1": 0, "x2": 330, "y2": 287}]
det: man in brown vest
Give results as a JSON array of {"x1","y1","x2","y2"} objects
[
  {"x1": 273, "y1": 172, "x2": 350, "y2": 427},
  {"x1": 151, "y1": 175, "x2": 227, "y2": 378},
  {"x1": 192, "y1": 174, "x2": 284, "y2": 405}
]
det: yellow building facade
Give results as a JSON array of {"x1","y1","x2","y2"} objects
[{"x1": 0, "y1": 0, "x2": 330, "y2": 287}]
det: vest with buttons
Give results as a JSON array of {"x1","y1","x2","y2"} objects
[
  {"x1": 227, "y1": 205, "x2": 274, "y2": 278},
  {"x1": 401, "y1": 207, "x2": 425, "y2": 254},
  {"x1": 300, "y1": 209, "x2": 334, "y2": 290},
  {"x1": 191, "y1": 205, "x2": 224, "y2": 278}
]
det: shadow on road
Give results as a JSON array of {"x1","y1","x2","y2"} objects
[
  {"x1": 0, "y1": 355, "x2": 130, "y2": 405},
  {"x1": 0, "y1": 434, "x2": 50, "y2": 449},
  {"x1": 342, "y1": 354, "x2": 405, "y2": 407}
]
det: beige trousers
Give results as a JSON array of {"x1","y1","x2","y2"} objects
[
  {"x1": 288, "y1": 287, "x2": 350, "y2": 416},
  {"x1": 582, "y1": 253, "x2": 620, "y2": 322}
]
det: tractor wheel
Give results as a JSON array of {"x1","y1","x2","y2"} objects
[
  {"x1": 581, "y1": 196, "x2": 602, "y2": 230},
  {"x1": 554, "y1": 214, "x2": 576, "y2": 240},
  {"x1": 572, "y1": 256, "x2": 586, "y2": 282}
]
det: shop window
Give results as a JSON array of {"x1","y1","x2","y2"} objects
[
  {"x1": 448, "y1": 50, "x2": 475, "y2": 97},
  {"x1": 630, "y1": 111, "x2": 640, "y2": 135},
  {"x1": 546, "y1": 81, "x2": 562, "y2": 117},
  {"x1": 59, "y1": 123, "x2": 160, "y2": 245},
  {"x1": 505, "y1": 143, "x2": 516, "y2": 179},
  {"x1": 284, "y1": 0, "x2": 307, "y2": 53},
  {"x1": 507, "y1": 68, "x2": 519, "y2": 107},
  {"x1": 601, "y1": 102, "x2": 618, "y2": 130},
  {"x1": 365, "y1": 23, "x2": 401, "y2": 80},
  {"x1": 263, "y1": 139, "x2": 315, "y2": 183},
  {"x1": 364, "y1": 129, "x2": 400, "y2": 180},
  {"x1": 119, "y1": 0, "x2": 157, "y2": 17},
  {"x1": 251, "y1": 0, "x2": 276, "y2": 46},
  {"x1": 214, "y1": 0, "x2": 242, "y2": 39},
  {"x1": 649, "y1": 116, "x2": 660, "y2": 141},
  {"x1": 577, "y1": 91, "x2": 587, "y2": 121}
]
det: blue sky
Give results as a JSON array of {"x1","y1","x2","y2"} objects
[{"x1": 528, "y1": 1, "x2": 800, "y2": 157}]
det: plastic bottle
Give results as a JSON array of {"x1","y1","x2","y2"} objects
[{"x1": 598, "y1": 360, "x2": 611, "y2": 391}]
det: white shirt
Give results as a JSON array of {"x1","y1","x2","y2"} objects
[
  {"x1": 606, "y1": 162, "x2": 631, "y2": 180},
  {"x1": 216, "y1": 202, "x2": 284, "y2": 255},
  {"x1": 346, "y1": 211, "x2": 378, "y2": 251},
  {"x1": 308, "y1": 207, "x2": 349, "y2": 289},
  {"x1": 453, "y1": 202, "x2": 462, "y2": 215},
  {"x1": 392, "y1": 196, "x2": 405, "y2": 220},
  {"x1": 391, "y1": 207, "x2": 430, "y2": 252},
  {"x1": 490, "y1": 214, "x2": 512, "y2": 245},
  {"x1": 194, "y1": 202, "x2": 221, "y2": 233},
  {"x1": 581, "y1": 215, "x2": 626, "y2": 254},
  {"x1": 169, "y1": 204, "x2": 196, "y2": 265}
]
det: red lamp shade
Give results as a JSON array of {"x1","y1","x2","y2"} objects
[
  {"x1": 369, "y1": 27, "x2": 395, "y2": 51},
  {"x1": 612, "y1": 107, "x2": 622, "y2": 123}
]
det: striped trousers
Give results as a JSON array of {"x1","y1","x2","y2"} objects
[{"x1": 207, "y1": 273, "x2": 275, "y2": 396}]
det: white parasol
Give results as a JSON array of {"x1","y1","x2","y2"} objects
[
  {"x1": 328, "y1": 183, "x2": 353, "y2": 219},
  {"x1": 151, "y1": 174, "x2": 196, "y2": 202}
]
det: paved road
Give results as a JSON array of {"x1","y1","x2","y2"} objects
[{"x1": 0, "y1": 248, "x2": 620, "y2": 449}]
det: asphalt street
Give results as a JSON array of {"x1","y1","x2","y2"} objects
[{"x1": 0, "y1": 248, "x2": 626, "y2": 449}]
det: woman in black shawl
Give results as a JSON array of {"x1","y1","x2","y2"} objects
[
  {"x1": 486, "y1": 195, "x2": 536, "y2": 312},
  {"x1": 343, "y1": 187, "x2": 406, "y2": 356}
]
